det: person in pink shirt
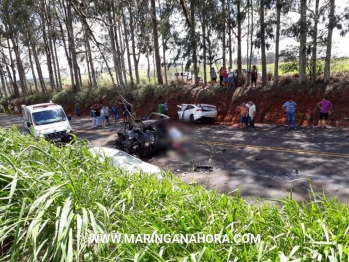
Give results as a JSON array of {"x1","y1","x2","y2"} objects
[{"x1": 317, "y1": 97, "x2": 333, "y2": 128}]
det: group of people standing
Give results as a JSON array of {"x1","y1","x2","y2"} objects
[
  {"x1": 89, "y1": 101, "x2": 132, "y2": 128},
  {"x1": 210, "y1": 65, "x2": 258, "y2": 88},
  {"x1": 89, "y1": 104, "x2": 110, "y2": 128},
  {"x1": 237, "y1": 97, "x2": 333, "y2": 130},
  {"x1": 238, "y1": 101, "x2": 257, "y2": 130},
  {"x1": 282, "y1": 97, "x2": 333, "y2": 129},
  {"x1": 158, "y1": 102, "x2": 168, "y2": 116}
]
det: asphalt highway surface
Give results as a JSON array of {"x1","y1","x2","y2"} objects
[{"x1": 2, "y1": 113, "x2": 349, "y2": 202}]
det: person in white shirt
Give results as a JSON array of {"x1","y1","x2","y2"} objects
[
  {"x1": 227, "y1": 68, "x2": 235, "y2": 88},
  {"x1": 103, "y1": 105, "x2": 110, "y2": 126},
  {"x1": 248, "y1": 101, "x2": 256, "y2": 130},
  {"x1": 245, "y1": 101, "x2": 251, "y2": 127}
]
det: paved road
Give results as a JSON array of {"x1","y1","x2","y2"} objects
[{"x1": 1, "y1": 114, "x2": 349, "y2": 202}]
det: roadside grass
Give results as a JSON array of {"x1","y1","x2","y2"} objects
[{"x1": 1, "y1": 127, "x2": 349, "y2": 261}]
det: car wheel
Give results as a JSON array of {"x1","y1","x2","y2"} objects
[{"x1": 190, "y1": 115, "x2": 195, "y2": 123}]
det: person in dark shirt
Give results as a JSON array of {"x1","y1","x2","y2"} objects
[{"x1": 249, "y1": 65, "x2": 258, "y2": 88}]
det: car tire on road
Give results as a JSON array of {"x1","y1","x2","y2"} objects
[{"x1": 190, "y1": 115, "x2": 195, "y2": 123}]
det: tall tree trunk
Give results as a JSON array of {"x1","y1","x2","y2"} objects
[
  {"x1": 311, "y1": 0, "x2": 320, "y2": 84},
  {"x1": 151, "y1": 0, "x2": 163, "y2": 84},
  {"x1": 249, "y1": 4, "x2": 253, "y2": 73},
  {"x1": 53, "y1": 38, "x2": 63, "y2": 90},
  {"x1": 28, "y1": 46, "x2": 39, "y2": 93},
  {"x1": 324, "y1": 0, "x2": 335, "y2": 83},
  {"x1": 41, "y1": 7, "x2": 55, "y2": 92},
  {"x1": 202, "y1": 15, "x2": 207, "y2": 85},
  {"x1": 162, "y1": 37, "x2": 168, "y2": 85},
  {"x1": 84, "y1": 33, "x2": 93, "y2": 88},
  {"x1": 31, "y1": 41, "x2": 47, "y2": 93},
  {"x1": 6, "y1": 36, "x2": 19, "y2": 97},
  {"x1": 190, "y1": 0, "x2": 199, "y2": 86},
  {"x1": 0, "y1": 64, "x2": 8, "y2": 97},
  {"x1": 108, "y1": 10, "x2": 124, "y2": 86},
  {"x1": 222, "y1": 0, "x2": 226, "y2": 68},
  {"x1": 228, "y1": 23, "x2": 232, "y2": 68},
  {"x1": 299, "y1": 0, "x2": 307, "y2": 84},
  {"x1": 237, "y1": 0, "x2": 242, "y2": 73},
  {"x1": 3, "y1": 55, "x2": 15, "y2": 97},
  {"x1": 66, "y1": 1, "x2": 81, "y2": 91},
  {"x1": 129, "y1": 8, "x2": 140, "y2": 84},
  {"x1": 47, "y1": 5, "x2": 60, "y2": 91},
  {"x1": 246, "y1": 2, "x2": 250, "y2": 84},
  {"x1": 117, "y1": 23, "x2": 127, "y2": 84},
  {"x1": 146, "y1": 53, "x2": 151, "y2": 83},
  {"x1": 260, "y1": 0, "x2": 267, "y2": 85},
  {"x1": 121, "y1": 14, "x2": 134, "y2": 85},
  {"x1": 274, "y1": 0, "x2": 281, "y2": 85},
  {"x1": 58, "y1": 20, "x2": 74, "y2": 89},
  {"x1": 85, "y1": 28, "x2": 98, "y2": 88},
  {"x1": 12, "y1": 39, "x2": 28, "y2": 95},
  {"x1": 52, "y1": 0, "x2": 62, "y2": 91}
]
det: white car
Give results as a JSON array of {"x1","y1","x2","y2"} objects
[
  {"x1": 177, "y1": 104, "x2": 217, "y2": 122},
  {"x1": 89, "y1": 147, "x2": 163, "y2": 180}
]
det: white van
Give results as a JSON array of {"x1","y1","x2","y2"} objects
[{"x1": 22, "y1": 103, "x2": 74, "y2": 143}]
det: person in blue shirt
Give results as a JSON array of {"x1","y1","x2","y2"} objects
[
  {"x1": 282, "y1": 97, "x2": 297, "y2": 130},
  {"x1": 112, "y1": 105, "x2": 118, "y2": 122}
]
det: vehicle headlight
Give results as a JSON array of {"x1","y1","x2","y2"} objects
[
  {"x1": 39, "y1": 134, "x2": 45, "y2": 138},
  {"x1": 66, "y1": 129, "x2": 71, "y2": 134}
]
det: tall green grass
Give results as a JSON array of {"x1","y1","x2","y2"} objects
[{"x1": 1, "y1": 127, "x2": 349, "y2": 261}]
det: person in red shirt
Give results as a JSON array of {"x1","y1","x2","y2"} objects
[
  {"x1": 222, "y1": 68, "x2": 228, "y2": 88},
  {"x1": 238, "y1": 102, "x2": 249, "y2": 128}
]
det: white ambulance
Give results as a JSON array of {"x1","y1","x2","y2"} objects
[{"x1": 22, "y1": 102, "x2": 74, "y2": 143}]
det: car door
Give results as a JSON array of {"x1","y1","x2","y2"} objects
[
  {"x1": 183, "y1": 105, "x2": 195, "y2": 120},
  {"x1": 177, "y1": 105, "x2": 187, "y2": 120}
]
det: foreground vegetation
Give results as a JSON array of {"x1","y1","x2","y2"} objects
[{"x1": 0, "y1": 128, "x2": 349, "y2": 261}]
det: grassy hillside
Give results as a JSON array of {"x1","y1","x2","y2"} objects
[{"x1": 1, "y1": 127, "x2": 349, "y2": 261}]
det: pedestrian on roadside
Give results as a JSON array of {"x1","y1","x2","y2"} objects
[
  {"x1": 223, "y1": 68, "x2": 228, "y2": 88},
  {"x1": 227, "y1": 68, "x2": 235, "y2": 88},
  {"x1": 14, "y1": 104, "x2": 19, "y2": 114},
  {"x1": 103, "y1": 105, "x2": 110, "y2": 126},
  {"x1": 164, "y1": 103, "x2": 168, "y2": 115},
  {"x1": 75, "y1": 102, "x2": 81, "y2": 117},
  {"x1": 100, "y1": 106, "x2": 106, "y2": 128},
  {"x1": 112, "y1": 105, "x2": 118, "y2": 122},
  {"x1": 248, "y1": 101, "x2": 256, "y2": 130},
  {"x1": 249, "y1": 65, "x2": 258, "y2": 88},
  {"x1": 317, "y1": 97, "x2": 333, "y2": 128},
  {"x1": 211, "y1": 68, "x2": 217, "y2": 83},
  {"x1": 90, "y1": 106, "x2": 96, "y2": 128},
  {"x1": 245, "y1": 101, "x2": 251, "y2": 127},
  {"x1": 158, "y1": 102, "x2": 165, "y2": 119},
  {"x1": 282, "y1": 97, "x2": 297, "y2": 130},
  {"x1": 95, "y1": 104, "x2": 101, "y2": 127},
  {"x1": 219, "y1": 67, "x2": 224, "y2": 87},
  {"x1": 238, "y1": 102, "x2": 248, "y2": 128}
]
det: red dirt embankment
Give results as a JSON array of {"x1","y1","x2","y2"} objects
[{"x1": 136, "y1": 83, "x2": 349, "y2": 127}]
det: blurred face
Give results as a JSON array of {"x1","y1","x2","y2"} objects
[
  {"x1": 242, "y1": 103, "x2": 245, "y2": 106},
  {"x1": 323, "y1": 98, "x2": 326, "y2": 101}
]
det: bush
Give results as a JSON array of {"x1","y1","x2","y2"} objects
[{"x1": 1, "y1": 128, "x2": 349, "y2": 261}]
